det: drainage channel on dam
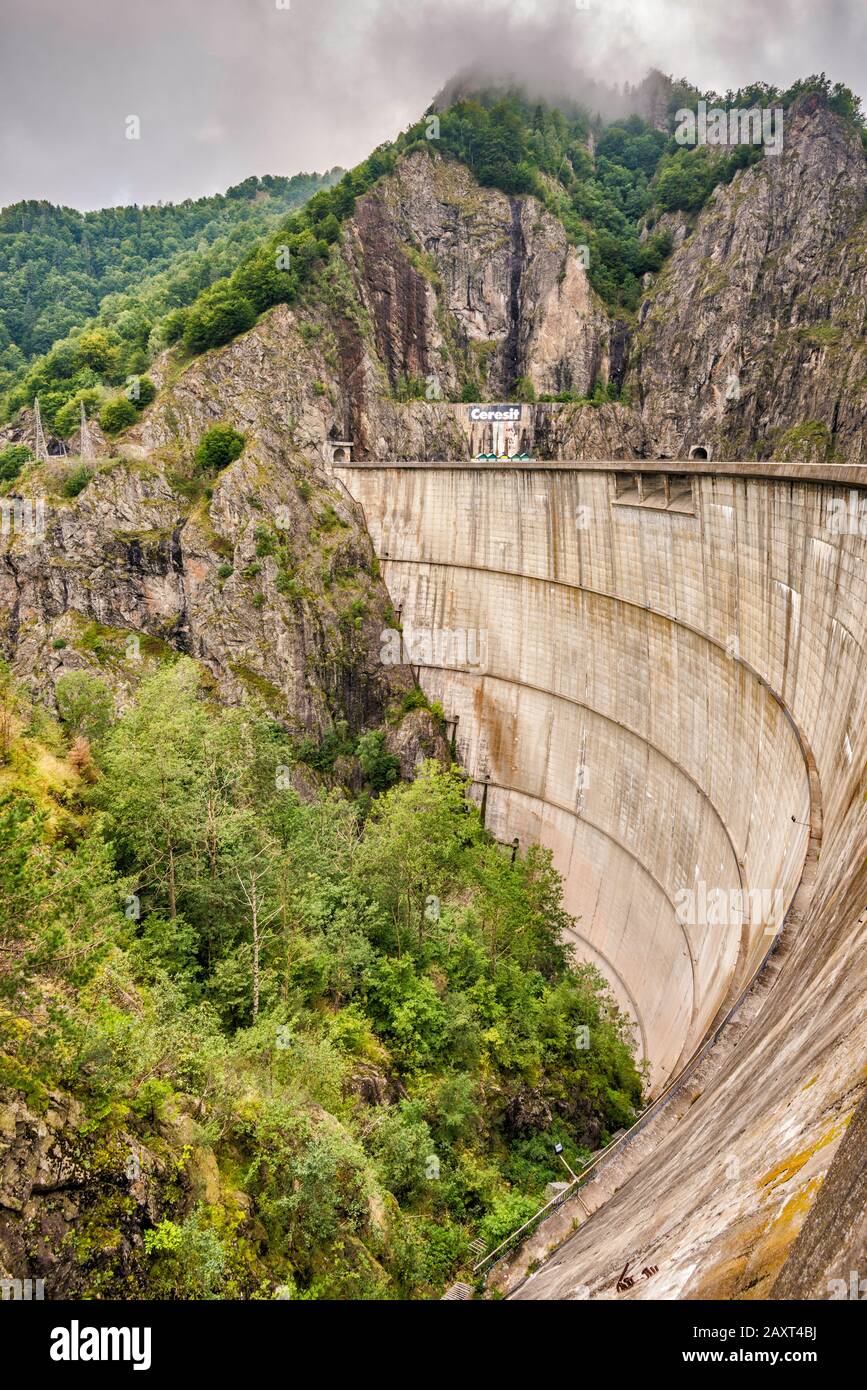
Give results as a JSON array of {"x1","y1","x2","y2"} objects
[{"x1": 335, "y1": 459, "x2": 866, "y2": 1299}]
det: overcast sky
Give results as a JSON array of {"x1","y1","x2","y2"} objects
[{"x1": 1, "y1": 0, "x2": 864, "y2": 211}]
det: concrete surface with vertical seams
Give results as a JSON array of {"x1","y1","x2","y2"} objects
[{"x1": 336, "y1": 459, "x2": 867, "y2": 1299}]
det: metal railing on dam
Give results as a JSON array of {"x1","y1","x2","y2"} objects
[{"x1": 334, "y1": 458, "x2": 867, "y2": 1300}]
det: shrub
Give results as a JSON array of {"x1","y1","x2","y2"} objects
[
  {"x1": 54, "y1": 392, "x2": 100, "y2": 438},
  {"x1": 182, "y1": 285, "x2": 256, "y2": 354},
  {"x1": 369, "y1": 1101, "x2": 434, "y2": 1200},
  {"x1": 194, "y1": 424, "x2": 246, "y2": 473},
  {"x1": 478, "y1": 1192, "x2": 541, "y2": 1252},
  {"x1": 55, "y1": 670, "x2": 114, "y2": 742},
  {"x1": 144, "y1": 1211, "x2": 229, "y2": 1299},
  {"x1": 254, "y1": 524, "x2": 276, "y2": 557},
  {"x1": 161, "y1": 308, "x2": 188, "y2": 345},
  {"x1": 129, "y1": 375, "x2": 157, "y2": 408},
  {"x1": 0, "y1": 444, "x2": 31, "y2": 483},
  {"x1": 356, "y1": 729, "x2": 400, "y2": 793},
  {"x1": 60, "y1": 465, "x2": 93, "y2": 498},
  {"x1": 515, "y1": 376, "x2": 537, "y2": 403},
  {"x1": 75, "y1": 329, "x2": 117, "y2": 373},
  {"x1": 99, "y1": 397, "x2": 138, "y2": 435}
]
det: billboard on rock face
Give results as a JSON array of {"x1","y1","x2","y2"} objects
[
  {"x1": 466, "y1": 403, "x2": 527, "y2": 459},
  {"x1": 468, "y1": 405, "x2": 523, "y2": 422}
]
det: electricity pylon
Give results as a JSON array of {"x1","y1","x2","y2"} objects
[
  {"x1": 33, "y1": 397, "x2": 49, "y2": 462},
  {"x1": 79, "y1": 400, "x2": 93, "y2": 461}
]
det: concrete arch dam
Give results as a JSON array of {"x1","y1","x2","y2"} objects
[{"x1": 337, "y1": 458, "x2": 867, "y2": 1299}]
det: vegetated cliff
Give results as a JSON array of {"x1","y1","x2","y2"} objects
[
  {"x1": 631, "y1": 92, "x2": 867, "y2": 464},
  {"x1": 120, "y1": 151, "x2": 613, "y2": 468},
  {"x1": 3, "y1": 90, "x2": 864, "y2": 485},
  {"x1": 0, "y1": 445, "x2": 427, "y2": 750},
  {"x1": 114, "y1": 89, "x2": 866, "y2": 469}
]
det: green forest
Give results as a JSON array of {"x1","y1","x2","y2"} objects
[
  {"x1": 0, "y1": 658, "x2": 643, "y2": 1298},
  {"x1": 0, "y1": 170, "x2": 342, "y2": 429}
]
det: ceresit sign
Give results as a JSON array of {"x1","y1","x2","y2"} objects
[{"x1": 468, "y1": 405, "x2": 522, "y2": 422}]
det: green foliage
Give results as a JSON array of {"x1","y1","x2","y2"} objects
[
  {"x1": 2, "y1": 650, "x2": 643, "y2": 1300},
  {"x1": 60, "y1": 464, "x2": 93, "y2": 498},
  {"x1": 478, "y1": 1191, "x2": 541, "y2": 1252},
  {"x1": 144, "y1": 1211, "x2": 230, "y2": 1299},
  {"x1": 514, "y1": 377, "x2": 537, "y2": 403},
  {"x1": 132, "y1": 375, "x2": 157, "y2": 408},
  {"x1": 368, "y1": 1101, "x2": 434, "y2": 1199},
  {"x1": 355, "y1": 730, "x2": 400, "y2": 793},
  {"x1": 194, "y1": 424, "x2": 246, "y2": 473},
  {"x1": 0, "y1": 443, "x2": 30, "y2": 482},
  {"x1": 99, "y1": 396, "x2": 138, "y2": 435},
  {"x1": 0, "y1": 793, "x2": 125, "y2": 1097},
  {"x1": 182, "y1": 284, "x2": 256, "y2": 353},
  {"x1": 653, "y1": 143, "x2": 763, "y2": 214},
  {"x1": 53, "y1": 389, "x2": 101, "y2": 438},
  {"x1": 0, "y1": 170, "x2": 343, "y2": 423},
  {"x1": 55, "y1": 670, "x2": 114, "y2": 742},
  {"x1": 400, "y1": 96, "x2": 671, "y2": 314}
]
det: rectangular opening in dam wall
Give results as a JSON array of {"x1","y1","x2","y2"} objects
[{"x1": 612, "y1": 472, "x2": 697, "y2": 515}]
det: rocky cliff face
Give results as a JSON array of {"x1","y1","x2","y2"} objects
[
  {"x1": 348, "y1": 152, "x2": 609, "y2": 401},
  {"x1": 127, "y1": 93, "x2": 865, "y2": 470},
  {"x1": 125, "y1": 151, "x2": 612, "y2": 467},
  {"x1": 632, "y1": 93, "x2": 867, "y2": 464},
  {"x1": 0, "y1": 1091, "x2": 174, "y2": 1298},
  {"x1": 0, "y1": 433, "x2": 452, "y2": 785}
]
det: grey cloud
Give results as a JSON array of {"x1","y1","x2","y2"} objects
[{"x1": 0, "y1": 0, "x2": 864, "y2": 210}]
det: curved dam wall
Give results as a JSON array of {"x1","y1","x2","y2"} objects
[{"x1": 338, "y1": 460, "x2": 867, "y2": 1296}]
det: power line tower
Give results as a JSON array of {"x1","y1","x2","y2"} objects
[
  {"x1": 79, "y1": 400, "x2": 93, "y2": 461},
  {"x1": 33, "y1": 397, "x2": 49, "y2": 462}
]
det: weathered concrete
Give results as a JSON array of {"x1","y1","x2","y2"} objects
[
  {"x1": 772, "y1": 1087, "x2": 867, "y2": 1300},
  {"x1": 337, "y1": 459, "x2": 867, "y2": 1298}
]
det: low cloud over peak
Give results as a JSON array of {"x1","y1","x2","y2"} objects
[{"x1": 1, "y1": 0, "x2": 864, "y2": 210}]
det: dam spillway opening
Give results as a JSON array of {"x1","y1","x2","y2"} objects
[{"x1": 336, "y1": 456, "x2": 867, "y2": 1297}]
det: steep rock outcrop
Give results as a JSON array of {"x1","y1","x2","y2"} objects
[
  {"x1": 352, "y1": 152, "x2": 609, "y2": 400},
  {"x1": 129, "y1": 98, "x2": 865, "y2": 471},
  {"x1": 0, "y1": 1091, "x2": 176, "y2": 1298},
  {"x1": 632, "y1": 94, "x2": 867, "y2": 463},
  {"x1": 0, "y1": 444, "x2": 427, "y2": 747},
  {"x1": 128, "y1": 151, "x2": 611, "y2": 468}
]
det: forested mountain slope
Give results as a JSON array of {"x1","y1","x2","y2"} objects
[{"x1": 0, "y1": 169, "x2": 342, "y2": 416}]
